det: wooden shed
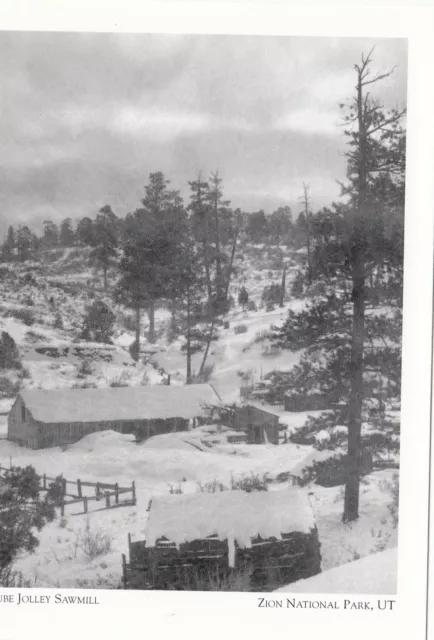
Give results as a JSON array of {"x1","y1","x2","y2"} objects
[
  {"x1": 7, "y1": 384, "x2": 221, "y2": 449},
  {"x1": 233, "y1": 403, "x2": 284, "y2": 445},
  {"x1": 125, "y1": 489, "x2": 321, "y2": 591}
]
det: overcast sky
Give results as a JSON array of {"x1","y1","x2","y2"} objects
[{"x1": 0, "y1": 33, "x2": 407, "y2": 235}]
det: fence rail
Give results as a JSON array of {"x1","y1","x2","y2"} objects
[{"x1": 0, "y1": 464, "x2": 136, "y2": 515}]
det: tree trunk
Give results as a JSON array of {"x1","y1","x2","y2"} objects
[
  {"x1": 148, "y1": 299, "x2": 155, "y2": 344},
  {"x1": 279, "y1": 264, "x2": 287, "y2": 307},
  {"x1": 198, "y1": 314, "x2": 216, "y2": 378},
  {"x1": 224, "y1": 228, "x2": 239, "y2": 300},
  {"x1": 103, "y1": 267, "x2": 108, "y2": 292},
  {"x1": 213, "y1": 192, "x2": 225, "y2": 310},
  {"x1": 134, "y1": 304, "x2": 140, "y2": 362},
  {"x1": 344, "y1": 258, "x2": 365, "y2": 522},
  {"x1": 186, "y1": 290, "x2": 192, "y2": 384},
  {"x1": 343, "y1": 66, "x2": 367, "y2": 523}
]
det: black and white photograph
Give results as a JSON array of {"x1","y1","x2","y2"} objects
[{"x1": 0, "y1": 30, "x2": 410, "y2": 596}]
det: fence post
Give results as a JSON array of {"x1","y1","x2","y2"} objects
[
  {"x1": 122, "y1": 554, "x2": 127, "y2": 589},
  {"x1": 96, "y1": 482, "x2": 100, "y2": 500},
  {"x1": 60, "y1": 499, "x2": 65, "y2": 517},
  {"x1": 115, "y1": 483, "x2": 119, "y2": 505},
  {"x1": 83, "y1": 497, "x2": 88, "y2": 514},
  {"x1": 62, "y1": 478, "x2": 67, "y2": 497},
  {"x1": 128, "y1": 533, "x2": 132, "y2": 561},
  {"x1": 43, "y1": 474, "x2": 46, "y2": 490},
  {"x1": 132, "y1": 481, "x2": 136, "y2": 505},
  {"x1": 105, "y1": 492, "x2": 110, "y2": 508},
  {"x1": 77, "y1": 479, "x2": 82, "y2": 498}
]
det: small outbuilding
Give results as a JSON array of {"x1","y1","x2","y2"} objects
[
  {"x1": 8, "y1": 384, "x2": 221, "y2": 449},
  {"x1": 233, "y1": 403, "x2": 285, "y2": 445},
  {"x1": 126, "y1": 489, "x2": 321, "y2": 590}
]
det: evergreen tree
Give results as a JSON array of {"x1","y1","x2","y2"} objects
[
  {"x1": 115, "y1": 173, "x2": 187, "y2": 353},
  {"x1": 59, "y1": 218, "x2": 75, "y2": 247},
  {"x1": 90, "y1": 205, "x2": 118, "y2": 292},
  {"x1": 1, "y1": 226, "x2": 15, "y2": 261},
  {"x1": 76, "y1": 217, "x2": 95, "y2": 246},
  {"x1": 0, "y1": 465, "x2": 57, "y2": 584},
  {"x1": 79, "y1": 299, "x2": 116, "y2": 344},
  {"x1": 245, "y1": 210, "x2": 268, "y2": 243},
  {"x1": 16, "y1": 225, "x2": 33, "y2": 262},
  {"x1": 188, "y1": 173, "x2": 213, "y2": 302},
  {"x1": 42, "y1": 220, "x2": 59, "y2": 248},
  {"x1": 268, "y1": 206, "x2": 293, "y2": 243}
]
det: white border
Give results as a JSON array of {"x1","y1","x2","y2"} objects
[{"x1": 0, "y1": 4, "x2": 433, "y2": 640}]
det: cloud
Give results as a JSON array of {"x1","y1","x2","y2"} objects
[
  {"x1": 0, "y1": 33, "x2": 407, "y2": 235},
  {"x1": 274, "y1": 108, "x2": 341, "y2": 136}
]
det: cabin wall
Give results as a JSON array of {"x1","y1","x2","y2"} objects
[
  {"x1": 233, "y1": 405, "x2": 280, "y2": 445},
  {"x1": 7, "y1": 396, "x2": 38, "y2": 447},
  {"x1": 11, "y1": 415, "x2": 191, "y2": 449}
]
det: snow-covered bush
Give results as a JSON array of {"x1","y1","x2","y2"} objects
[{"x1": 234, "y1": 324, "x2": 248, "y2": 335}]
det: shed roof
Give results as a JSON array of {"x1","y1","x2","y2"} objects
[
  {"x1": 146, "y1": 489, "x2": 316, "y2": 566},
  {"x1": 18, "y1": 384, "x2": 221, "y2": 424}
]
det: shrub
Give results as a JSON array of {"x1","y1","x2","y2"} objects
[
  {"x1": 291, "y1": 271, "x2": 304, "y2": 297},
  {"x1": 122, "y1": 313, "x2": 136, "y2": 333},
  {"x1": 231, "y1": 473, "x2": 269, "y2": 492},
  {"x1": 22, "y1": 296, "x2": 34, "y2": 307},
  {"x1": 234, "y1": 324, "x2": 248, "y2": 335},
  {"x1": 9, "y1": 308, "x2": 35, "y2": 326},
  {"x1": 53, "y1": 313, "x2": 64, "y2": 330},
  {"x1": 109, "y1": 371, "x2": 132, "y2": 387},
  {"x1": 0, "y1": 376, "x2": 20, "y2": 398},
  {"x1": 78, "y1": 521, "x2": 112, "y2": 560},
  {"x1": 238, "y1": 286, "x2": 249, "y2": 310},
  {"x1": 186, "y1": 566, "x2": 253, "y2": 592},
  {"x1": 0, "y1": 332, "x2": 22, "y2": 369},
  {"x1": 246, "y1": 300, "x2": 257, "y2": 312},
  {"x1": 76, "y1": 359, "x2": 93, "y2": 378},
  {"x1": 261, "y1": 283, "x2": 282, "y2": 307},
  {"x1": 25, "y1": 330, "x2": 46, "y2": 344},
  {"x1": 79, "y1": 300, "x2": 115, "y2": 344}
]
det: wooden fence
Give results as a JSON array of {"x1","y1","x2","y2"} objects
[{"x1": 0, "y1": 464, "x2": 136, "y2": 515}]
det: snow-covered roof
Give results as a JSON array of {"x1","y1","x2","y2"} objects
[
  {"x1": 274, "y1": 548, "x2": 397, "y2": 594},
  {"x1": 18, "y1": 384, "x2": 221, "y2": 424},
  {"x1": 146, "y1": 489, "x2": 316, "y2": 567}
]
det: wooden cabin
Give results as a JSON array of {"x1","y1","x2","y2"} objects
[
  {"x1": 7, "y1": 384, "x2": 221, "y2": 449},
  {"x1": 125, "y1": 489, "x2": 321, "y2": 591},
  {"x1": 233, "y1": 403, "x2": 284, "y2": 445}
]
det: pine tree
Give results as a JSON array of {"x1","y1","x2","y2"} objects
[
  {"x1": 16, "y1": 225, "x2": 33, "y2": 262},
  {"x1": 90, "y1": 205, "x2": 118, "y2": 292},
  {"x1": 42, "y1": 220, "x2": 59, "y2": 248},
  {"x1": 76, "y1": 217, "x2": 95, "y2": 246},
  {"x1": 59, "y1": 218, "x2": 75, "y2": 247},
  {"x1": 0, "y1": 465, "x2": 57, "y2": 584},
  {"x1": 115, "y1": 173, "x2": 187, "y2": 353},
  {"x1": 1, "y1": 226, "x2": 15, "y2": 261},
  {"x1": 188, "y1": 173, "x2": 213, "y2": 302},
  {"x1": 340, "y1": 50, "x2": 405, "y2": 522}
]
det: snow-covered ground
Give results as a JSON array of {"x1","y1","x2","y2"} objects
[
  {"x1": 275, "y1": 548, "x2": 397, "y2": 594},
  {"x1": 0, "y1": 429, "x2": 398, "y2": 589},
  {"x1": 0, "y1": 245, "x2": 400, "y2": 591}
]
